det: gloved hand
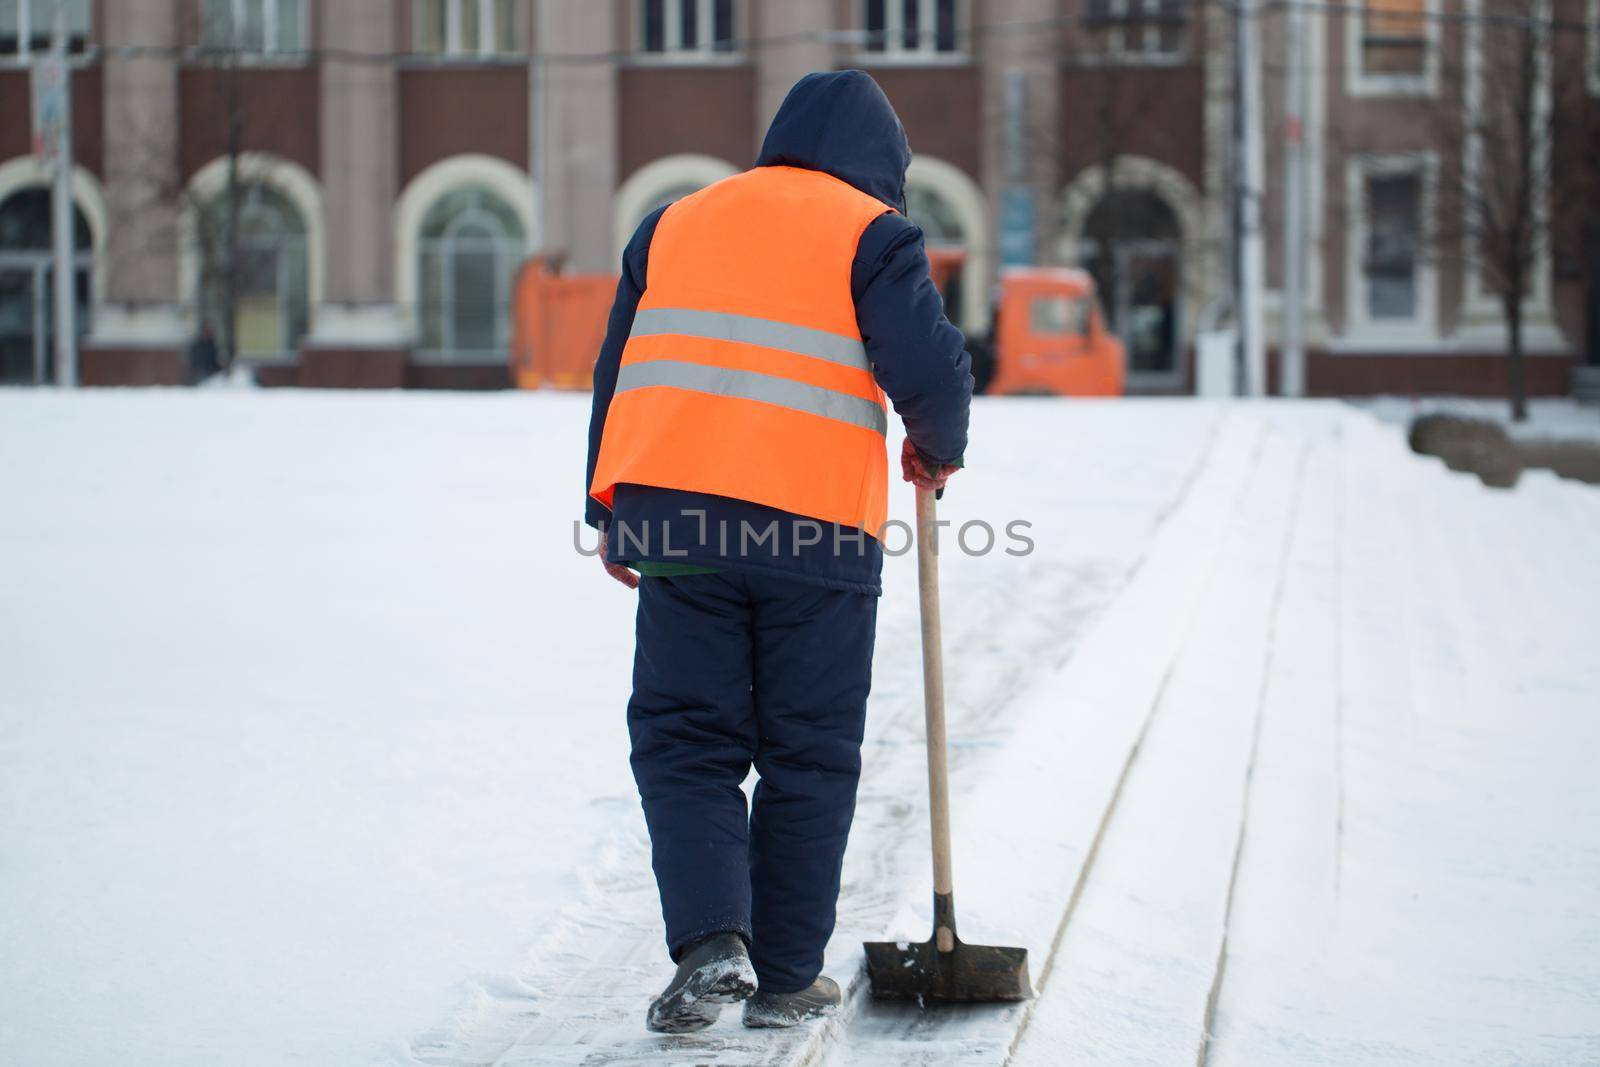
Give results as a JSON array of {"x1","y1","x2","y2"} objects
[
  {"x1": 900, "y1": 438, "x2": 960, "y2": 493},
  {"x1": 599, "y1": 530, "x2": 640, "y2": 590}
]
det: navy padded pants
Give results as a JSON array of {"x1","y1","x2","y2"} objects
[{"x1": 627, "y1": 571, "x2": 876, "y2": 994}]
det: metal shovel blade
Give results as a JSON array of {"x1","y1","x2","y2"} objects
[{"x1": 863, "y1": 894, "x2": 1031, "y2": 1003}]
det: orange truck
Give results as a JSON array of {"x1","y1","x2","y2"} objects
[
  {"x1": 511, "y1": 252, "x2": 1124, "y2": 397},
  {"x1": 980, "y1": 267, "x2": 1125, "y2": 397}
]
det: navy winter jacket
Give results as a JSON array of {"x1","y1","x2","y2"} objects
[{"x1": 585, "y1": 70, "x2": 974, "y2": 595}]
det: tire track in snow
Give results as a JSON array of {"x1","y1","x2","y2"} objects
[
  {"x1": 1197, "y1": 435, "x2": 1316, "y2": 1066},
  {"x1": 997, "y1": 411, "x2": 1324, "y2": 1067},
  {"x1": 832, "y1": 411, "x2": 1269, "y2": 1065}
]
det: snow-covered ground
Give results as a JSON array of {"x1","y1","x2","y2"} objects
[{"x1": 1, "y1": 392, "x2": 1596, "y2": 1066}]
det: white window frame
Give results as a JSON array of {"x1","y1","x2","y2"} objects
[
  {"x1": 857, "y1": 0, "x2": 968, "y2": 63},
  {"x1": 634, "y1": 0, "x2": 742, "y2": 62},
  {"x1": 904, "y1": 155, "x2": 989, "y2": 334},
  {"x1": 412, "y1": 0, "x2": 517, "y2": 59},
  {"x1": 1090, "y1": 0, "x2": 1190, "y2": 65},
  {"x1": 418, "y1": 191, "x2": 522, "y2": 359},
  {"x1": 219, "y1": 192, "x2": 310, "y2": 360},
  {"x1": 178, "y1": 152, "x2": 326, "y2": 358},
  {"x1": 394, "y1": 155, "x2": 536, "y2": 357},
  {"x1": 1345, "y1": 0, "x2": 1439, "y2": 97},
  {"x1": 200, "y1": 0, "x2": 307, "y2": 56},
  {"x1": 1, "y1": 0, "x2": 93, "y2": 66},
  {"x1": 612, "y1": 154, "x2": 738, "y2": 263},
  {"x1": 1343, "y1": 152, "x2": 1439, "y2": 347}
]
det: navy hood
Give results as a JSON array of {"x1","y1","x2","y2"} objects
[{"x1": 756, "y1": 70, "x2": 911, "y2": 211}]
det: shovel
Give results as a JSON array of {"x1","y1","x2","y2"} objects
[{"x1": 863, "y1": 487, "x2": 1032, "y2": 1003}]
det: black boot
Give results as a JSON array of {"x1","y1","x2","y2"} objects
[
  {"x1": 645, "y1": 933, "x2": 757, "y2": 1034},
  {"x1": 742, "y1": 975, "x2": 841, "y2": 1028}
]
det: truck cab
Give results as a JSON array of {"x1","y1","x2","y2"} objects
[{"x1": 986, "y1": 268, "x2": 1125, "y2": 397}]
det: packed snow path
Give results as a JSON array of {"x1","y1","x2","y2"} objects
[{"x1": 1, "y1": 393, "x2": 1596, "y2": 1066}]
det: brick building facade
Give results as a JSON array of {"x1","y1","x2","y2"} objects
[{"x1": 0, "y1": 0, "x2": 1594, "y2": 394}]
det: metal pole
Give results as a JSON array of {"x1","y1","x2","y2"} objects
[
  {"x1": 1230, "y1": 0, "x2": 1244, "y2": 394},
  {"x1": 51, "y1": 0, "x2": 77, "y2": 389},
  {"x1": 529, "y1": 52, "x2": 544, "y2": 251},
  {"x1": 1237, "y1": 0, "x2": 1266, "y2": 397},
  {"x1": 1281, "y1": 0, "x2": 1308, "y2": 397}
]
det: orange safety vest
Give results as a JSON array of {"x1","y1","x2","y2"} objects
[{"x1": 589, "y1": 165, "x2": 894, "y2": 535}]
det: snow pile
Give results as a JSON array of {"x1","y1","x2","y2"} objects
[{"x1": 1356, "y1": 394, "x2": 1600, "y2": 444}]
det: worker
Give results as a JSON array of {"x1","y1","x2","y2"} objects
[{"x1": 586, "y1": 70, "x2": 972, "y2": 1033}]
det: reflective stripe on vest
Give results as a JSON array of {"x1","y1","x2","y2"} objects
[
  {"x1": 629, "y1": 308, "x2": 871, "y2": 372},
  {"x1": 590, "y1": 165, "x2": 894, "y2": 533},
  {"x1": 614, "y1": 359, "x2": 888, "y2": 435}
]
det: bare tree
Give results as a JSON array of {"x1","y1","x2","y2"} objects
[
  {"x1": 187, "y1": 45, "x2": 250, "y2": 375},
  {"x1": 1422, "y1": 0, "x2": 1577, "y2": 421},
  {"x1": 120, "y1": 30, "x2": 260, "y2": 381}
]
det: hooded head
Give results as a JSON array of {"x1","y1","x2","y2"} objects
[{"x1": 756, "y1": 70, "x2": 911, "y2": 212}]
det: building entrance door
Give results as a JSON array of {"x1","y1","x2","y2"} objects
[
  {"x1": 0, "y1": 263, "x2": 42, "y2": 384},
  {"x1": 0, "y1": 188, "x2": 93, "y2": 386},
  {"x1": 1078, "y1": 189, "x2": 1184, "y2": 391},
  {"x1": 0, "y1": 256, "x2": 90, "y2": 385}
]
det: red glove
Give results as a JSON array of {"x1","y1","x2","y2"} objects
[
  {"x1": 901, "y1": 438, "x2": 959, "y2": 492},
  {"x1": 599, "y1": 530, "x2": 640, "y2": 590}
]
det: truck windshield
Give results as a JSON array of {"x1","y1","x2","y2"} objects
[{"x1": 1029, "y1": 294, "x2": 1090, "y2": 335}]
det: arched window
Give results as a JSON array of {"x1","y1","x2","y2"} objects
[
  {"x1": 417, "y1": 186, "x2": 525, "y2": 359},
  {"x1": 900, "y1": 157, "x2": 986, "y2": 333},
  {"x1": 905, "y1": 181, "x2": 971, "y2": 326},
  {"x1": 905, "y1": 184, "x2": 965, "y2": 247},
  {"x1": 613, "y1": 155, "x2": 738, "y2": 264},
  {"x1": 0, "y1": 187, "x2": 90, "y2": 250},
  {"x1": 197, "y1": 184, "x2": 310, "y2": 361},
  {"x1": 643, "y1": 182, "x2": 704, "y2": 218},
  {"x1": 0, "y1": 187, "x2": 92, "y2": 384}
]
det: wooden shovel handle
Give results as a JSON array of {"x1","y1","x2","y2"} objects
[{"x1": 916, "y1": 488, "x2": 956, "y2": 951}]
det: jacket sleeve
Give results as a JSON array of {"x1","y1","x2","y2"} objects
[
  {"x1": 585, "y1": 206, "x2": 668, "y2": 528},
  {"x1": 851, "y1": 212, "x2": 974, "y2": 467}
]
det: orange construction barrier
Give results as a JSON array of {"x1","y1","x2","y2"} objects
[{"x1": 510, "y1": 256, "x2": 618, "y2": 390}]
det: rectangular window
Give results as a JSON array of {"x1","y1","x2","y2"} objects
[
  {"x1": 1362, "y1": 0, "x2": 1427, "y2": 75},
  {"x1": 1364, "y1": 172, "x2": 1421, "y2": 320},
  {"x1": 1083, "y1": 0, "x2": 1189, "y2": 59},
  {"x1": 201, "y1": 0, "x2": 306, "y2": 54},
  {"x1": 1157, "y1": 0, "x2": 1187, "y2": 53},
  {"x1": 901, "y1": 0, "x2": 920, "y2": 51},
  {"x1": 638, "y1": 0, "x2": 736, "y2": 56},
  {"x1": 0, "y1": 0, "x2": 91, "y2": 58},
  {"x1": 413, "y1": 0, "x2": 518, "y2": 57},
  {"x1": 865, "y1": 0, "x2": 884, "y2": 50},
  {"x1": 679, "y1": 0, "x2": 697, "y2": 49},
  {"x1": 864, "y1": 0, "x2": 962, "y2": 57}
]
